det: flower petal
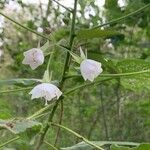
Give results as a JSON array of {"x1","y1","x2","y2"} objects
[{"x1": 22, "y1": 48, "x2": 44, "y2": 70}]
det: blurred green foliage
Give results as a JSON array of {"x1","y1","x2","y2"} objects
[{"x1": 0, "y1": 0, "x2": 149, "y2": 149}]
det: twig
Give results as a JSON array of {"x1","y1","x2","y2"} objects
[
  {"x1": 51, "y1": 122, "x2": 105, "y2": 150},
  {"x1": 44, "y1": 141, "x2": 58, "y2": 150},
  {"x1": 100, "y1": 86, "x2": 109, "y2": 140},
  {"x1": 0, "y1": 136, "x2": 19, "y2": 148},
  {"x1": 64, "y1": 78, "x2": 113, "y2": 95},
  {"x1": 0, "y1": 12, "x2": 50, "y2": 41},
  {"x1": 52, "y1": 0, "x2": 72, "y2": 13},
  {"x1": 94, "y1": 3, "x2": 150, "y2": 28},
  {"x1": 54, "y1": 98, "x2": 64, "y2": 145},
  {"x1": 27, "y1": 104, "x2": 53, "y2": 119}
]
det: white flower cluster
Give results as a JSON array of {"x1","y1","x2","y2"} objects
[{"x1": 22, "y1": 46, "x2": 102, "y2": 105}]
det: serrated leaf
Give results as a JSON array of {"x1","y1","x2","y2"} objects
[
  {"x1": 76, "y1": 28, "x2": 122, "y2": 40},
  {"x1": 0, "y1": 119, "x2": 42, "y2": 134}
]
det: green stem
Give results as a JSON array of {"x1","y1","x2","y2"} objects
[
  {"x1": 35, "y1": 100, "x2": 61, "y2": 150},
  {"x1": 35, "y1": 1, "x2": 78, "y2": 149},
  {"x1": 44, "y1": 141, "x2": 58, "y2": 150},
  {"x1": 27, "y1": 104, "x2": 52, "y2": 119},
  {"x1": 94, "y1": 3, "x2": 150, "y2": 28},
  {"x1": 0, "y1": 78, "x2": 42, "y2": 85},
  {"x1": 54, "y1": 99, "x2": 64, "y2": 145},
  {"x1": 0, "y1": 136, "x2": 19, "y2": 148},
  {"x1": 60, "y1": 0, "x2": 78, "y2": 87},
  {"x1": 33, "y1": 112, "x2": 49, "y2": 119},
  {"x1": 47, "y1": 52, "x2": 53, "y2": 71},
  {"x1": 64, "y1": 78, "x2": 112, "y2": 95},
  {"x1": 51, "y1": 123, "x2": 104, "y2": 150},
  {"x1": 54, "y1": 0, "x2": 78, "y2": 145},
  {"x1": 0, "y1": 12, "x2": 50, "y2": 41},
  {"x1": 0, "y1": 87, "x2": 32, "y2": 94},
  {"x1": 65, "y1": 69, "x2": 150, "y2": 80},
  {"x1": 52, "y1": 0, "x2": 72, "y2": 13}
]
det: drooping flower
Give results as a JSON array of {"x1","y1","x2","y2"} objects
[
  {"x1": 29, "y1": 83, "x2": 62, "y2": 105},
  {"x1": 80, "y1": 59, "x2": 103, "y2": 82},
  {"x1": 22, "y1": 48, "x2": 44, "y2": 70}
]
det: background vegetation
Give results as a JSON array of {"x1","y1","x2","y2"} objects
[{"x1": 0, "y1": 0, "x2": 149, "y2": 149}]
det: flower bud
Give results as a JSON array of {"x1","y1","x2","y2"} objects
[{"x1": 80, "y1": 59, "x2": 103, "y2": 82}]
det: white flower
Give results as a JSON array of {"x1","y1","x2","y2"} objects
[
  {"x1": 80, "y1": 59, "x2": 103, "y2": 82},
  {"x1": 29, "y1": 83, "x2": 62, "y2": 105},
  {"x1": 22, "y1": 48, "x2": 44, "y2": 70}
]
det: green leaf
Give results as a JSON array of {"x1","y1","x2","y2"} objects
[
  {"x1": 76, "y1": 28, "x2": 122, "y2": 40},
  {"x1": 43, "y1": 70, "x2": 50, "y2": 83},
  {"x1": 40, "y1": 41, "x2": 50, "y2": 52},
  {"x1": 0, "y1": 78, "x2": 41, "y2": 87},
  {"x1": 70, "y1": 51, "x2": 83, "y2": 64},
  {"x1": 117, "y1": 59, "x2": 150, "y2": 74},
  {"x1": 116, "y1": 59, "x2": 150, "y2": 91},
  {"x1": 61, "y1": 141, "x2": 139, "y2": 150},
  {"x1": 0, "y1": 119, "x2": 42, "y2": 134},
  {"x1": 110, "y1": 143, "x2": 150, "y2": 150},
  {"x1": 0, "y1": 99, "x2": 12, "y2": 119},
  {"x1": 110, "y1": 145, "x2": 137, "y2": 150},
  {"x1": 137, "y1": 144, "x2": 150, "y2": 150}
]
